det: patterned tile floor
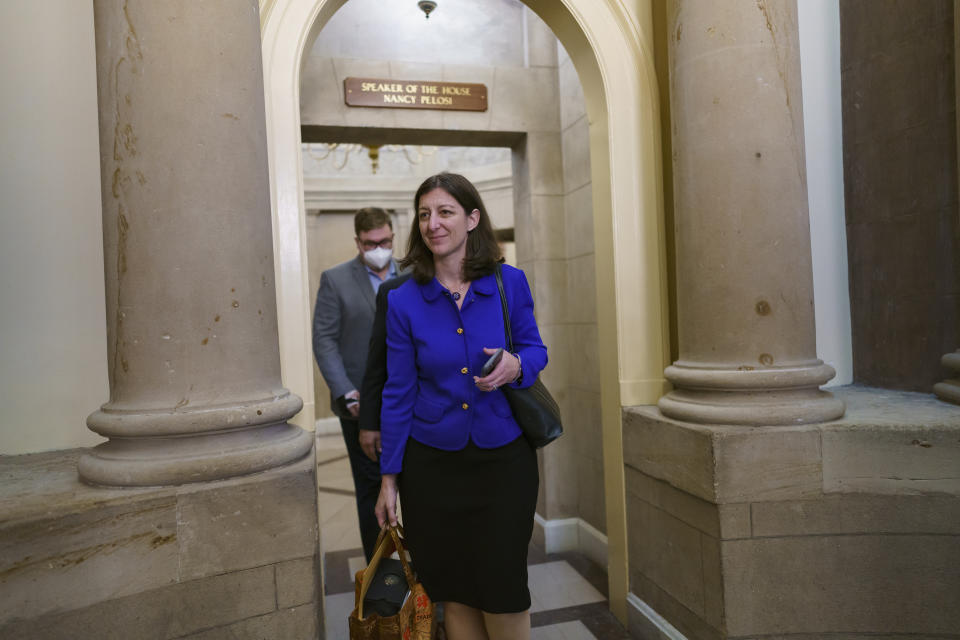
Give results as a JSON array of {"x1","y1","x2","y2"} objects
[{"x1": 316, "y1": 435, "x2": 631, "y2": 639}]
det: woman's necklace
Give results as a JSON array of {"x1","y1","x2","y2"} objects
[{"x1": 436, "y1": 275, "x2": 467, "y2": 301}]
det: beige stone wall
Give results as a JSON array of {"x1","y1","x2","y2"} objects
[
  {"x1": 0, "y1": 0, "x2": 107, "y2": 455},
  {"x1": 546, "y1": 43, "x2": 604, "y2": 534},
  {"x1": 623, "y1": 386, "x2": 960, "y2": 639}
]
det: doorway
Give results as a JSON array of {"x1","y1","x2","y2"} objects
[{"x1": 261, "y1": 0, "x2": 671, "y2": 625}]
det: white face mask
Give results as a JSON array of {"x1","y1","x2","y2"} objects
[{"x1": 364, "y1": 246, "x2": 393, "y2": 270}]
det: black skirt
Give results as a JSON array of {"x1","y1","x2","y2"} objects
[{"x1": 398, "y1": 435, "x2": 539, "y2": 613}]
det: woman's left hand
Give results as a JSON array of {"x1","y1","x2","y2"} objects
[
  {"x1": 474, "y1": 347, "x2": 520, "y2": 392},
  {"x1": 375, "y1": 474, "x2": 399, "y2": 527}
]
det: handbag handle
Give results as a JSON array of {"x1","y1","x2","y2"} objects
[
  {"x1": 356, "y1": 524, "x2": 416, "y2": 619},
  {"x1": 370, "y1": 521, "x2": 405, "y2": 553},
  {"x1": 494, "y1": 263, "x2": 514, "y2": 352}
]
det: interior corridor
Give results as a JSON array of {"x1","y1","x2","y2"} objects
[{"x1": 316, "y1": 434, "x2": 630, "y2": 639}]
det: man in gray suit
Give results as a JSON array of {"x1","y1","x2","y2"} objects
[{"x1": 313, "y1": 207, "x2": 398, "y2": 561}]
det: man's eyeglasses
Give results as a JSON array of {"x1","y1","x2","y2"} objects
[{"x1": 360, "y1": 236, "x2": 394, "y2": 250}]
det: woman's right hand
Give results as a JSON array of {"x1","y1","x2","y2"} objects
[{"x1": 375, "y1": 474, "x2": 399, "y2": 527}]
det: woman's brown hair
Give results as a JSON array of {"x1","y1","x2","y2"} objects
[{"x1": 400, "y1": 172, "x2": 503, "y2": 283}]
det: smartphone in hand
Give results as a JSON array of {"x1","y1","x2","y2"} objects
[{"x1": 480, "y1": 348, "x2": 504, "y2": 376}]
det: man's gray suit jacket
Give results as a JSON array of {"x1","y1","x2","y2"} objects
[{"x1": 312, "y1": 256, "x2": 383, "y2": 416}]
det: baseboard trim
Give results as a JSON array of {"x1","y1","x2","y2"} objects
[
  {"x1": 626, "y1": 593, "x2": 688, "y2": 640},
  {"x1": 533, "y1": 514, "x2": 608, "y2": 568}
]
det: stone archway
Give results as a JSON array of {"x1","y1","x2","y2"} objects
[{"x1": 260, "y1": 0, "x2": 670, "y2": 621}]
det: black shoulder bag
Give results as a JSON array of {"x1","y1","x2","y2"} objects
[{"x1": 494, "y1": 264, "x2": 563, "y2": 448}]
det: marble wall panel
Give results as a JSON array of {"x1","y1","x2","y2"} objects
[
  {"x1": 524, "y1": 132, "x2": 565, "y2": 196},
  {"x1": 525, "y1": 7, "x2": 559, "y2": 68},
  {"x1": 822, "y1": 423, "x2": 960, "y2": 495},
  {"x1": 577, "y1": 454, "x2": 606, "y2": 533},
  {"x1": 276, "y1": 556, "x2": 318, "y2": 609},
  {"x1": 717, "y1": 503, "x2": 751, "y2": 540},
  {"x1": 626, "y1": 467, "x2": 719, "y2": 538},
  {"x1": 489, "y1": 66, "x2": 561, "y2": 133},
  {"x1": 566, "y1": 387, "x2": 602, "y2": 462},
  {"x1": 0, "y1": 565, "x2": 276, "y2": 640},
  {"x1": 722, "y1": 534, "x2": 960, "y2": 636},
  {"x1": 530, "y1": 194, "x2": 567, "y2": 261},
  {"x1": 529, "y1": 259, "x2": 569, "y2": 329},
  {"x1": 711, "y1": 427, "x2": 823, "y2": 503},
  {"x1": 183, "y1": 603, "x2": 318, "y2": 639},
  {"x1": 542, "y1": 419, "x2": 580, "y2": 518},
  {"x1": 844, "y1": 122, "x2": 957, "y2": 226},
  {"x1": 299, "y1": 56, "x2": 344, "y2": 126},
  {"x1": 839, "y1": 0, "x2": 951, "y2": 59},
  {"x1": 751, "y1": 493, "x2": 960, "y2": 537},
  {"x1": 511, "y1": 146, "x2": 532, "y2": 201},
  {"x1": 841, "y1": 18, "x2": 953, "y2": 146},
  {"x1": 513, "y1": 192, "x2": 534, "y2": 263},
  {"x1": 628, "y1": 571, "x2": 723, "y2": 640},
  {"x1": 0, "y1": 496, "x2": 178, "y2": 620},
  {"x1": 626, "y1": 495, "x2": 707, "y2": 620},
  {"x1": 568, "y1": 323, "x2": 599, "y2": 391},
  {"x1": 560, "y1": 117, "x2": 591, "y2": 192},
  {"x1": 177, "y1": 460, "x2": 318, "y2": 580},
  {"x1": 564, "y1": 182, "x2": 594, "y2": 259},
  {"x1": 481, "y1": 183, "x2": 515, "y2": 231},
  {"x1": 699, "y1": 533, "x2": 723, "y2": 630},
  {"x1": 537, "y1": 322, "x2": 570, "y2": 391},
  {"x1": 559, "y1": 57, "x2": 587, "y2": 128},
  {"x1": 623, "y1": 407, "x2": 718, "y2": 502}
]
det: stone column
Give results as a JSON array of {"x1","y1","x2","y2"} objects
[
  {"x1": 658, "y1": 0, "x2": 844, "y2": 425},
  {"x1": 79, "y1": 0, "x2": 313, "y2": 486}
]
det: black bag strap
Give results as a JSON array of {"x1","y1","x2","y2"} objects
[{"x1": 494, "y1": 263, "x2": 514, "y2": 352}]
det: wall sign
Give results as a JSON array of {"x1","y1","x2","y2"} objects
[{"x1": 344, "y1": 77, "x2": 488, "y2": 111}]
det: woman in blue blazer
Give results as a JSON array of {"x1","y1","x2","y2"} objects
[{"x1": 375, "y1": 172, "x2": 547, "y2": 639}]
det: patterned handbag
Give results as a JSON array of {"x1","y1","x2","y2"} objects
[{"x1": 349, "y1": 525, "x2": 436, "y2": 640}]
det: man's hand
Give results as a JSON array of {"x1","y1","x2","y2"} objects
[
  {"x1": 344, "y1": 389, "x2": 360, "y2": 418},
  {"x1": 359, "y1": 429, "x2": 381, "y2": 461}
]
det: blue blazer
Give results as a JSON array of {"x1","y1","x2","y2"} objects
[{"x1": 379, "y1": 264, "x2": 547, "y2": 474}]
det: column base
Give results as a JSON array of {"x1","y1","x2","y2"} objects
[
  {"x1": 1, "y1": 449, "x2": 319, "y2": 636},
  {"x1": 659, "y1": 361, "x2": 845, "y2": 425},
  {"x1": 934, "y1": 351, "x2": 960, "y2": 405},
  {"x1": 78, "y1": 422, "x2": 314, "y2": 487},
  {"x1": 934, "y1": 381, "x2": 960, "y2": 404}
]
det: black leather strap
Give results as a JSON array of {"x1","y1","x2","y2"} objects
[{"x1": 494, "y1": 263, "x2": 514, "y2": 352}]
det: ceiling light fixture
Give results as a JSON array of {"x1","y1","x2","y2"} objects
[{"x1": 418, "y1": 1, "x2": 437, "y2": 19}]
